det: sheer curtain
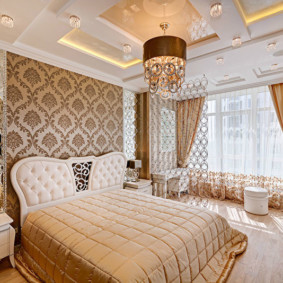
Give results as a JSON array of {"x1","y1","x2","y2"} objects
[{"x1": 208, "y1": 86, "x2": 283, "y2": 178}]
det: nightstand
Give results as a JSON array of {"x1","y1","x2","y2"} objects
[
  {"x1": 0, "y1": 213, "x2": 15, "y2": 268},
  {"x1": 124, "y1": 179, "x2": 152, "y2": 195}
]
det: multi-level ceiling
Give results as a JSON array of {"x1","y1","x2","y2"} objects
[{"x1": 0, "y1": 0, "x2": 282, "y2": 93}]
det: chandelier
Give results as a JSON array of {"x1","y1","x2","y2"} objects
[{"x1": 143, "y1": 22, "x2": 186, "y2": 99}]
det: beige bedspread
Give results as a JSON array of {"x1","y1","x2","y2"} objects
[{"x1": 16, "y1": 190, "x2": 247, "y2": 283}]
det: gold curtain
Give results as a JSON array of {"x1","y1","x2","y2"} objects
[
  {"x1": 269, "y1": 83, "x2": 283, "y2": 131},
  {"x1": 198, "y1": 171, "x2": 282, "y2": 209},
  {"x1": 177, "y1": 97, "x2": 205, "y2": 168}
]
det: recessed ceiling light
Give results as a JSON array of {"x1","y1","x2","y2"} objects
[
  {"x1": 1, "y1": 15, "x2": 14, "y2": 28},
  {"x1": 123, "y1": 44, "x2": 132, "y2": 54},
  {"x1": 224, "y1": 75, "x2": 230, "y2": 80},
  {"x1": 210, "y1": 3, "x2": 222, "y2": 18},
  {"x1": 216, "y1": 57, "x2": 224, "y2": 65},
  {"x1": 270, "y1": 64, "x2": 278, "y2": 70},
  {"x1": 232, "y1": 37, "x2": 241, "y2": 48},
  {"x1": 266, "y1": 42, "x2": 277, "y2": 52},
  {"x1": 69, "y1": 15, "x2": 80, "y2": 29}
]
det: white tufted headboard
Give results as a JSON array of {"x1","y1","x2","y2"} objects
[{"x1": 11, "y1": 152, "x2": 127, "y2": 226}]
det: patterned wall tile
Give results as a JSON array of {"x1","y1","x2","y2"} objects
[
  {"x1": 150, "y1": 96, "x2": 177, "y2": 173},
  {"x1": 6, "y1": 52, "x2": 123, "y2": 227}
]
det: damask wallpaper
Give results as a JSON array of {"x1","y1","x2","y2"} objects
[{"x1": 6, "y1": 52, "x2": 123, "y2": 227}]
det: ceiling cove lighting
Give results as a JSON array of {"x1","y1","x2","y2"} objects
[
  {"x1": 266, "y1": 42, "x2": 277, "y2": 52},
  {"x1": 232, "y1": 36, "x2": 242, "y2": 48},
  {"x1": 143, "y1": 22, "x2": 186, "y2": 100},
  {"x1": 69, "y1": 15, "x2": 80, "y2": 29},
  {"x1": 1, "y1": 15, "x2": 14, "y2": 28},
  {"x1": 210, "y1": 3, "x2": 223, "y2": 18},
  {"x1": 58, "y1": 29, "x2": 141, "y2": 69}
]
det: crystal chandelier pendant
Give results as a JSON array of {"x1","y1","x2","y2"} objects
[
  {"x1": 1, "y1": 15, "x2": 14, "y2": 28},
  {"x1": 143, "y1": 22, "x2": 186, "y2": 100}
]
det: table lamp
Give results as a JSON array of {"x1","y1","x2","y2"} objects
[{"x1": 127, "y1": 160, "x2": 142, "y2": 182}]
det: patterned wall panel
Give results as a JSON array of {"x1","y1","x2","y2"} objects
[
  {"x1": 150, "y1": 95, "x2": 177, "y2": 173},
  {"x1": 6, "y1": 52, "x2": 123, "y2": 227},
  {"x1": 123, "y1": 89, "x2": 137, "y2": 160}
]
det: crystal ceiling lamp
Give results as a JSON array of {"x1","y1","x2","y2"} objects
[
  {"x1": 123, "y1": 44, "x2": 132, "y2": 54},
  {"x1": 143, "y1": 22, "x2": 186, "y2": 100},
  {"x1": 210, "y1": 3, "x2": 222, "y2": 18},
  {"x1": 232, "y1": 36, "x2": 242, "y2": 48},
  {"x1": 1, "y1": 15, "x2": 14, "y2": 28},
  {"x1": 266, "y1": 42, "x2": 277, "y2": 52},
  {"x1": 69, "y1": 15, "x2": 80, "y2": 29}
]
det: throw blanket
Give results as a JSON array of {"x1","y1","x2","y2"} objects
[{"x1": 16, "y1": 190, "x2": 247, "y2": 282}]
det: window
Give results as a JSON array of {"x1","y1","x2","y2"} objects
[
  {"x1": 208, "y1": 86, "x2": 283, "y2": 177},
  {"x1": 160, "y1": 107, "x2": 176, "y2": 152}
]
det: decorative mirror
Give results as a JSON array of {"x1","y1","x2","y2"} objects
[{"x1": 0, "y1": 50, "x2": 7, "y2": 213}]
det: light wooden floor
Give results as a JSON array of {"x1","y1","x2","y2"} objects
[{"x1": 0, "y1": 197, "x2": 282, "y2": 283}]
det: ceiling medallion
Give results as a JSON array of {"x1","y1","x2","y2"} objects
[{"x1": 143, "y1": 22, "x2": 186, "y2": 99}]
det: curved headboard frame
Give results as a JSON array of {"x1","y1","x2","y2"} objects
[{"x1": 11, "y1": 152, "x2": 127, "y2": 226}]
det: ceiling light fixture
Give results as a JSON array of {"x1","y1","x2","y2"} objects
[
  {"x1": 1, "y1": 15, "x2": 14, "y2": 28},
  {"x1": 143, "y1": 22, "x2": 186, "y2": 100},
  {"x1": 270, "y1": 64, "x2": 278, "y2": 71},
  {"x1": 266, "y1": 42, "x2": 277, "y2": 52},
  {"x1": 232, "y1": 37, "x2": 242, "y2": 48},
  {"x1": 216, "y1": 57, "x2": 224, "y2": 65},
  {"x1": 224, "y1": 75, "x2": 230, "y2": 80},
  {"x1": 123, "y1": 44, "x2": 132, "y2": 54},
  {"x1": 210, "y1": 3, "x2": 223, "y2": 18},
  {"x1": 69, "y1": 15, "x2": 80, "y2": 29}
]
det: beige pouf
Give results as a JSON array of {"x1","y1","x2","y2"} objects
[{"x1": 244, "y1": 187, "x2": 268, "y2": 215}]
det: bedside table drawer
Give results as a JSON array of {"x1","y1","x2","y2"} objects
[
  {"x1": 0, "y1": 228, "x2": 9, "y2": 245},
  {"x1": 138, "y1": 186, "x2": 152, "y2": 195}
]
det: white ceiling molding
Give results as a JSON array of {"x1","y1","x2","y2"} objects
[
  {"x1": 187, "y1": 29, "x2": 283, "y2": 62},
  {"x1": 210, "y1": 76, "x2": 246, "y2": 86},
  {"x1": 122, "y1": 73, "x2": 144, "y2": 82},
  {"x1": 0, "y1": 40, "x2": 141, "y2": 92},
  {"x1": 208, "y1": 77, "x2": 283, "y2": 95},
  {"x1": 253, "y1": 67, "x2": 283, "y2": 78},
  {"x1": 55, "y1": 0, "x2": 77, "y2": 17}
]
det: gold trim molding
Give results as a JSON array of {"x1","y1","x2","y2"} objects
[{"x1": 234, "y1": 0, "x2": 283, "y2": 25}]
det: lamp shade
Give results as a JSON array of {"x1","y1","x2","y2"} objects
[
  {"x1": 143, "y1": 35, "x2": 186, "y2": 62},
  {"x1": 127, "y1": 160, "x2": 142, "y2": 169}
]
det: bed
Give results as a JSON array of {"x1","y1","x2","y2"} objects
[{"x1": 11, "y1": 152, "x2": 247, "y2": 283}]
